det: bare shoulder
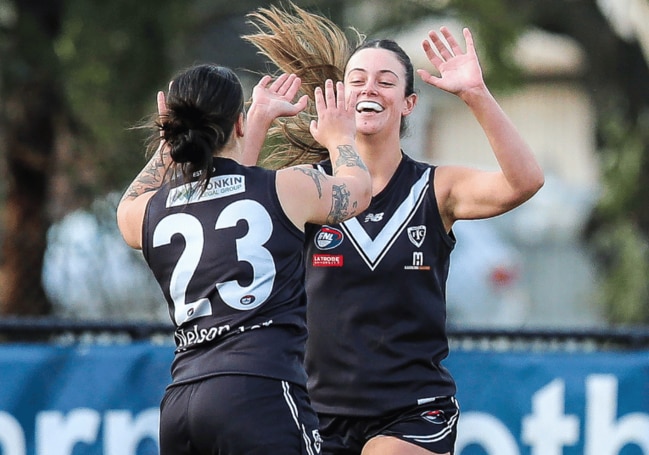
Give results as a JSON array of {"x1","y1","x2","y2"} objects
[
  {"x1": 433, "y1": 164, "x2": 480, "y2": 227},
  {"x1": 277, "y1": 165, "x2": 326, "y2": 196},
  {"x1": 275, "y1": 165, "x2": 326, "y2": 229},
  {"x1": 116, "y1": 192, "x2": 156, "y2": 249},
  {"x1": 434, "y1": 165, "x2": 469, "y2": 198}
]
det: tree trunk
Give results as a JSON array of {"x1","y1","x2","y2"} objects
[{"x1": 0, "y1": 0, "x2": 64, "y2": 316}]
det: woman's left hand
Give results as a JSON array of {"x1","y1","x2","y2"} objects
[{"x1": 417, "y1": 27, "x2": 485, "y2": 98}]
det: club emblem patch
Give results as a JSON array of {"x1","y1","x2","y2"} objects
[{"x1": 407, "y1": 225, "x2": 426, "y2": 248}]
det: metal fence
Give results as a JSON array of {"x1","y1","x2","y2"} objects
[{"x1": 1, "y1": 317, "x2": 648, "y2": 351}]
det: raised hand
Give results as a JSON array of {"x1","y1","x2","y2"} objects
[
  {"x1": 243, "y1": 73, "x2": 309, "y2": 165},
  {"x1": 157, "y1": 89, "x2": 168, "y2": 119},
  {"x1": 416, "y1": 27, "x2": 485, "y2": 97},
  {"x1": 250, "y1": 73, "x2": 308, "y2": 122},
  {"x1": 309, "y1": 79, "x2": 357, "y2": 150},
  {"x1": 156, "y1": 89, "x2": 172, "y2": 161}
]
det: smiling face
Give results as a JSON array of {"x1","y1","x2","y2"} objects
[{"x1": 344, "y1": 46, "x2": 417, "y2": 138}]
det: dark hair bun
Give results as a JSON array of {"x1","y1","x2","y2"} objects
[
  {"x1": 153, "y1": 64, "x2": 244, "y2": 190},
  {"x1": 169, "y1": 128, "x2": 213, "y2": 165},
  {"x1": 162, "y1": 102, "x2": 223, "y2": 166}
]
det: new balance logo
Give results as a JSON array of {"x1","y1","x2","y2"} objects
[{"x1": 364, "y1": 213, "x2": 384, "y2": 223}]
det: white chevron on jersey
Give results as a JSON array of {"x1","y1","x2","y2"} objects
[{"x1": 341, "y1": 168, "x2": 430, "y2": 270}]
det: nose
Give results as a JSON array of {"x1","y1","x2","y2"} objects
[{"x1": 361, "y1": 84, "x2": 378, "y2": 96}]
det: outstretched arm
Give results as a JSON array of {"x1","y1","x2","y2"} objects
[
  {"x1": 309, "y1": 80, "x2": 370, "y2": 224},
  {"x1": 242, "y1": 73, "x2": 308, "y2": 165},
  {"x1": 417, "y1": 27, "x2": 544, "y2": 229},
  {"x1": 277, "y1": 80, "x2": 371, "y2": 227},
  {"x1": 116, "y1": 91, "x2": 170, "y2": 249}
]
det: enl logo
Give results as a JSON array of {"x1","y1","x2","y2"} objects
[{"x1": 314, "y1": 226, "x2": 344, "y2": 250}]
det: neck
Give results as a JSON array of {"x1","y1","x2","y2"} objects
[
  {"x1": 357, "y1": 132, "x2": 403, "y2": 196},
  {"x1": 217, "y1": 137, "x2": 243, "y2": 162}
]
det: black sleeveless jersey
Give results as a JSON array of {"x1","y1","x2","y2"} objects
[
  {"x1": 304, "y1": 153, "x2": 457, "y2": 416},
  {"x1": 143, "y1": 157, "x2": 308, "y2": 387}
]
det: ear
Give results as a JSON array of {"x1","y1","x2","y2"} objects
[
  {"x1": 402, "y1": 93, "x2": 418, "y2": 117},
  {"x1": 235, "y1": 113, "x2": 245, "y2": 138}
]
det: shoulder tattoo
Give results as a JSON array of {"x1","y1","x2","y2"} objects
[{"x1": 293, "y1": 166, "x2": 326, "y2": 198}]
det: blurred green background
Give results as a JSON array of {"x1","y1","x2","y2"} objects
[{"x1": 1, "y1": 0, "x2": 648, "y2": 328}]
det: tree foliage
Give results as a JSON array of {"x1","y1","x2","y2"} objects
[
  {"x1": 0, "y1": 0, "x2": 63, "y2": 316},
  {"x1": 0, "y1": 0, "x2": 189, "y2": 316},
  {"x1": 1, "y1": 0, "x2": 648, "y2": 324},
  {"x1": 57, "y1": 0, "x2": 190, "y2": 198}
]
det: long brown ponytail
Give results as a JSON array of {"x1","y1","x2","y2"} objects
[{"x1": 244, "y1": 2, "x2": 362, "y2": 168}]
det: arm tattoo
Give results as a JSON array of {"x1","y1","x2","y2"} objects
[
  {"x1": 121, "y1": 156, "x2": 167, "y2": 202},
  {"x1": 334, "y1": 144, "x2": 368, "y2": 174},
  {"x1": 294, "y1": 166, "x2": 326, "y2": 198},
  {"x1": 327, "y1": 183, "x2": 359, "y2": 224}
]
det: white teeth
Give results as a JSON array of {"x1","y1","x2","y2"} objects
[{"x1": 356, "y1": 101, "x2": 384, "y2": 113}]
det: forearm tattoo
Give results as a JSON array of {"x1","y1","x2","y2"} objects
[
  {"x1": 121, "y1": 156, "x2": 167, "y2": 202},
  {"x1": 333, "y1": 144, "x2": 368, "y2": 174},
  {"x1": 327, "y1": 183, "x2": 358, "y2": 224},
  {"x1": 294, "y1": 166, "x2": 326, "y2": 198}
]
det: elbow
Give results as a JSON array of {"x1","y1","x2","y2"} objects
[
  {"x1": 357, "y1": 176, "x2": 373, "y2": 213},
  {"x1": 357, "y1": 195, "x2": 372, "y2": 214},
  {"x1": 529, "y1": 169, "x2": 545, "y2": 196},
  {"x1": 515, "y1": 170, "x2": 545, "y2": 205},
  {"x1": 524, "y1": 172, "x2": 545, "y2": 199}
]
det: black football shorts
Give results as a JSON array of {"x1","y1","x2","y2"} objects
[
  {"x1": 159, "y1": 374, "x2": 322, "y2": 455},
  {"x1": 318, "y1": 396, "x2": 459, "y2": 455}
]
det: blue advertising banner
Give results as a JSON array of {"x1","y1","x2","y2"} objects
[
  {"x1": 0, "y1": 343, "x2": 647, "y2": 455},
  {"x1": 0, "y1": 343, "x2": 172, "y2": 455},
  {"x1": 450, "y1": 351, "x2": 649, "y2": 455}
]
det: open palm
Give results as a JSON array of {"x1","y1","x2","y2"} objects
[
  {"x1": 251, "y1": 73, "x2": 308, "y2": 119},
  {"x1": 416, "y1": 27, "x2": 485, "y2": 96}
]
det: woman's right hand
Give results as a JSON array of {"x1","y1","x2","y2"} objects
[
  {"x1": 243, "y1": 73, "x2": 308, "y2": 166},
  {"x1": 250, "y1": 73, "x2": 308, "y2": 123}
]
